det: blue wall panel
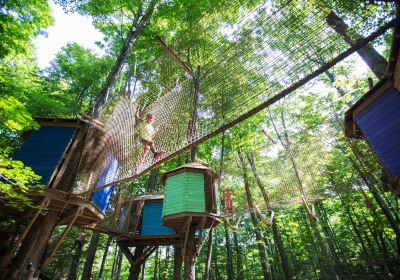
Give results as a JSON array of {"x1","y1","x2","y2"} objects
[
  {"x1": 355, "y1": 86, "x2": 400, "y2": 177},
  {"x1": 91, "y1": 153, "x2": 119, "y2": 213},
  {"x1": 14, "y1": 126, "x2": 76, "y2": 185},
  {"x1": 141, "y1": 202, "x2": 176, "y2": 236}
]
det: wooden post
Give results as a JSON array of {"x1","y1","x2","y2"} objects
[
  {"x1": 184, "y1": 224, "x2": 196, "y2": 280},
  {"x1": 173, "y1": 246, "x2": 182, "y2": 280},
  {"x1": 0, "y1": 198, "x2": 49, "y2": 268},
  {"x1": 128, "y1": 247, "x2": 144, "y2": 280},
  {"x1": 41, "y1": 206, "x2": 84, "y2": 270},
  {"x1": 367, "y1": 77, "x2": 374, "y2": 90}
]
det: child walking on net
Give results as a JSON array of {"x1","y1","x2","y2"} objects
[{"x1": 135, "y1": 111, "x2": 164, "y2": 170}]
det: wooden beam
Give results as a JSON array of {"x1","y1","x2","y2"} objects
[
  {"x1": 132, "y1": 200, "x2": 145, "y2": 235},
  {"x1": 119, "y1": 245, "x2": 135, "y2": 265},
  {"x1": 155, "y1": 36, "x2": 193, "y2": 75},
  {"x1": 367, "y1": 77, "x2": 374, "y2": 90},
  {"x1": 0, "y1": 198, "x2": 50, "y2": 268},
  {"x1": 132, "y1": 246, "x2": 157, "y2": 268},
  {"x1": 41, "y1": 206, "x2": 84, "y2": 269},
  {"x1": 394, "y1": 52, "x2": 400, "y2": 90},
  {"x1": 58, "y1": 206, "x2": 86, "y2": 224},
  {"x1": 30, "y1": 189, "x2": 105, "y2": 220}
]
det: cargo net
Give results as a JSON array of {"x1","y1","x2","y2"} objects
[{"x1": 72, "y1": 0, "x2": 395, "y2": 194}]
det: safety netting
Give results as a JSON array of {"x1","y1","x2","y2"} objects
[{"x1": 69, "y1": 0, "x2": 395, "y2": 202}]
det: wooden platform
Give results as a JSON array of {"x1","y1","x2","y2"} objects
[
  {"x1": 0, "y1": 189, "x2": 105, "y2": 226},
  {"x1": 162, "y1": 212, "x2": 221, "y2": 230},
  {"x1": 117, "y1": 234, "x2": 182, "y2": 247},
  {"x1": 29, "y1": 189, "x2": 105, "y2": 226}
]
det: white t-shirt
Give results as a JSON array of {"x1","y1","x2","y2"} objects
[{"x1": 142, "y1": 123, "x2": 155, "y2": 141}]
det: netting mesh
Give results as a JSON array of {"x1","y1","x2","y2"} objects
[{"x1": 68, "y1": 0, "x2": 394, "y2": 201}]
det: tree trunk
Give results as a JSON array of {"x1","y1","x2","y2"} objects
[
  {"x1": 204, "y1": 229, "x2": 214, "y2": 280},
  {"x1": 233, "y1": 231, "x2": 244, "y2": 280},
  {"x1": 173, "y1": 246, "x2": 182, "y2": 280},
  {"x1": 246, "y1": 152, "x2": 292, "y2": 280},
  {"x1": 111, "y1": 243, "x2": 118, "y2": 278},
  {"x1": 223, "y1": 223, "x2": 234, "y2": 280},
  {"x1": 98, "y1": 235, "x2": 113, "y2": 280},
  {"x1": 238, "y1": 151, "x2": 271, "y2": 280},
  {"x1": 153, "y1": 248, "x2": 159, "y2": 280},
  {"x1": 93, "y1": 0, "x2": 157, "y2": 116},
  {"x1": 184, "y1": 225, "x2": 196, "y2": 280},
  {"x1": 129, "y1": 247, "x2": 144, "y2": 280},
  {"x1": 326, "y1": 11, "x2": 387, "y2": 79},
  {"x1": 81, "y1": 232, "x2": 100, "y2": 280},
  {"x1": 115, "y1": 249, "x2": 123, "y2": 280},
  {"x1": 188, "y1": 67, "x2": 201, "y2": 162},
  {"x1": 270, "y1": 113, "x2": 337, "y2": 278},
  {"x1": 6, "y1": 211, "x2": 59, "y2": 280},
  {"x1": 271, "y1": 219, "x2": 292, "y2": 280},
  {"x1": 68, "y1": 232, "x2": 86, "y2": 280},
  {"x1": 146, "y1": 169, "x2": 159, "y2": 192}
]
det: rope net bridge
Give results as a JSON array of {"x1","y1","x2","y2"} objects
[
  {"x1": 69, "y1": 0, "x2": 396, "y2": 199},
  {"x1": 89, "y1": 88, "x2": 378, "y2": 236}
]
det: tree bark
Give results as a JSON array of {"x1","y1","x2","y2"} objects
[
  {"x1": 68, "y1": 232, "x2": 86, "y2": 280},
  {"x1": 93, "y1": 0, "x2": 157, "y2": 116},
  {"x1": 98, "y1": 235, "x2": 113, "y2": 280},
  {"x1": 6, "y1": 211, "x2": 59, "y2": 280},
  {"x1": 81, "y1": 232, "x2": 100, "y2": 280},
  {"x1": 326, "y1": 11, "x2": 387, "y2": 79},
  {"x1": 115, "y1": 249, "x2": 123, "y2": 280},
  {"x1": 223, "y1": 223, "x2": 234, "y2": 280},
  {"x1": 238, "y1": 151, "x2": 271, "y2": 280},
  {"x1": 246, "y1": 152, "x2": 292, "y2": 280},
  {"x1": 173, "y1": 246, "x2": 182, "y2": 280},
  {"x1": 184, "y1": 225, "x2": 196, "y2": 280},
  {"x1": 271, "y1": 220, "x2": 292, "y2": 280},
  {"x1": 129, "y1": 247, "x2": 144, "y2": 280},
  {"x1": 233, "y1": 231, "x2": 244, "y2": 280},
  {"x1": 153, "y1": 248, "x2": 159, "y2": 280},
  {"x1": 204, "y1": 229, "x2": 214, "y2": 280},
  {"x1": 187, "y1": 67, "x2": 201, "y2": 162},
  {"x1": 146, "y1": 169, "x2": 159, "y2": 192}
]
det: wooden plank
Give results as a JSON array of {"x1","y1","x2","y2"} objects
[
  {"x1": 394, "y1": 52, "x2": 400, "y2": 90},
  {"x1": 125, "y1": 200, "x2": 133, "y2": 233},
  {"x1": 118, "y1": 237, "x2": 180, "y2": 247},
  {"x1": 353, "y1": 80, "x2": 393, "y2": 117},
  {"x1": 35, "y1": 118, "x2": 83, "y2": 128},
  {"x1": 132, "y1": 200, "x2": 145, "y2": 235},
  {"x1": 29, "y1": 190, "x2": 105, "y2": 221}
]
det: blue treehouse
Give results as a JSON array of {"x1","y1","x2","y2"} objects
[
  {"x1": 344, "y1": 35, "x2": 400, "y2": 194},
  {"x1": 1, "y1": 117, "x2": 121, "y2": 263},
  {"x1": 117, "y1": 194, "x2": 178, "y2": 246}
]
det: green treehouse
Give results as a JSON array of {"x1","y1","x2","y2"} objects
[
  {"x1": 162, "y1": 162, "x2": 221, "y2": 229},
  {"x1": 161, "y1": 162, "x2": 221, "y2": 279}
]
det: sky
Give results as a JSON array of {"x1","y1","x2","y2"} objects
[{"x1": 33, "y1": 0, "x2": 105, "y2": 69}]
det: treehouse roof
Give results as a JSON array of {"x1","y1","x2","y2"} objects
[
  {"x1": 344, "y1": 19, "x2": 400, "y2": 138},
  {"x1": 161, "y1": 162, "x2": 218, "y2": 185}
]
